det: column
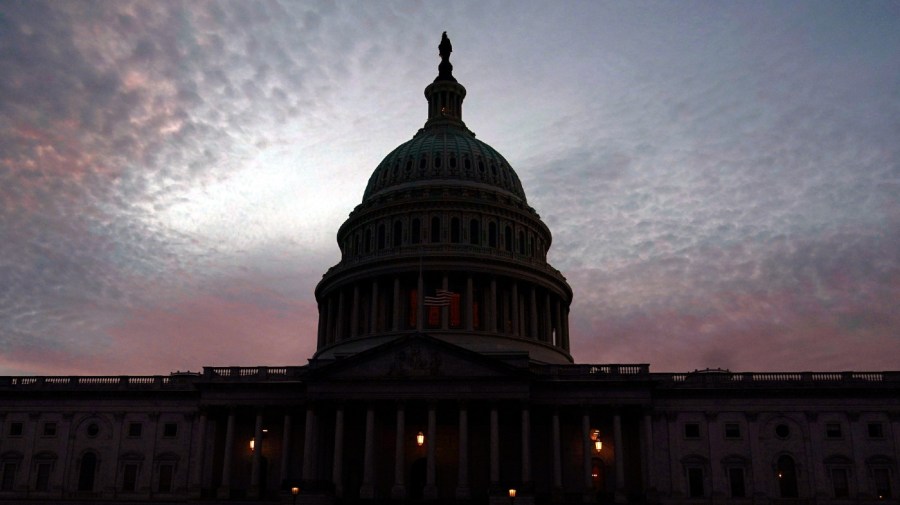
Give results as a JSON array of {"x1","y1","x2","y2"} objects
[
  {"x1": 302, "y1": 406, "x2": 316, "y2": 482},
  {"x1": 544, "y1": 292, "x2": 553, "y2": 343},
  {"x1": 249, "y1": 412, "x2": 264, "y2": 498},
  {"x1": 613, "y1": 410, "x2": 626, "y2": 502},
  {"x1": 351, "y1": 284, "x2": 360, "y2": 337},
  {"x1": 393, "y1": 277, "x2": 401, "y2": 330},
  {"x1": 370, "y1": 280, "x2": 379, "y2": 333},
  {"x1": 190, "y1": 411, "x2": 207, "y2": 497},
  {"x1": 490, "y1": 278, "x2": 498, "y2": 332},
  {"x1": 392, "y1": 404, "x2": 406, "y2": 500},
  {"x1": 441, "y1": 274, "x2": 449, "y2": 329},
  {"x1": 511, "y1": 281, "x2": 519, "y2": 335},
  {"x1": 529, "y1": 287, "x2": 539, "y2": 339},
  {"x1": 280, "y1": 414, "x2": 292, "y2": 488},
  {"x1": 642, "y1": 411, "x2": 654, "y2": 496},
  {"x1": 424, "y1": 402, "x2": 438, "y2": 500},
  {"x1": 360, "y1": 405, "x2": 376, "y2": 499},
  {"x1": 456, "y1": 403, "x2": 470, "y2": 500},
  {"x1": 336, "y1": 291, "x2": 345, "y2": 341},
  {"x1": 417, "y1": 268, "x2": 425, "y2": 329},
  {"x1": 217, "y1": 409, "x2": 236, "y2": 499},
  {"x1": 583, "y1": 410, "x2": 593, "y2": 494},
  {"x1": 333, "y1": 406, "x2": 344, "y2": 498},
  {"x1": 552, "y1": 409, "x2": 563, "y2": 490},
  {"x1": 521, "y1": 405, "x2": 532, "y2": 486},
  {"x1": 490, "y1": 407, "x2": 500, "y2": 486},
  {"x1": 325, "y1": 297, "x2": 335, "y2": 345},
  {"x1": 465, "y1": 276, "x2": 474, "y2": 331}
]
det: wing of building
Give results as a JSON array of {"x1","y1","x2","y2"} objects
[{"x1": 1, "y1": 33, "x2": 898, "y2": 505}]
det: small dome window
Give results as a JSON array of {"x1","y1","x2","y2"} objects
[
  {"x1": 478, "y1": 160, "x2": 485, "y2": 172},
  {"x1": 464, "y1": 157, "x2": 471, "y2": 170},
  {"x1": 434, "y1": 156, "x2": 441, "y2": 168},
  {"x1": 449, "y1": 156, "x2": 457, "y2": 169},
  {"x1": 87, "y1": 423, "x2": 100, "y2": 438},
  {"x1": 419, "y1": 157, "x2": 427, "y2": 170},
  {"x1": 406, "y1": 159, "x2": 412, "y2": 171}
]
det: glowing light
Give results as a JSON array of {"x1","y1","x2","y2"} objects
[
  {"x1": 291, "y1": 487, "x2": 300, "y2": 496},
  {"x1": 416, "y1": 431, "x2": 425, "y2": 446},
  {"x1": 249, "y1": 438, "x2": 255, "y2": 450},
  {"x1": 508, "y1": 489, "x2": 516, "y2": 498}
]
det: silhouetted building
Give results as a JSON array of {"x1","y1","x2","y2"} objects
[{"x1": 1, "y1": 34, "x2": 898, "y2": 505}]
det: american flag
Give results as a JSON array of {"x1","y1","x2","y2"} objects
[{"x1": 424, "y1": 289, "x2": 455, "y2": 307}]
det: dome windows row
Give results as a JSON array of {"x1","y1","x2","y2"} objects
[
  {"x1": 368, "y1": 149, "x2": 524, "y2": 200},
  {"x1": 342, "y1": 214, "x2": 547, "y2": 261}
]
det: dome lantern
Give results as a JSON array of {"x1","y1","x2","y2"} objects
[{"x1": 424, "y1": 32, "x2": 467, "y2": 126}]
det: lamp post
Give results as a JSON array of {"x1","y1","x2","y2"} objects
[{"x1": 291, "y1": 486, "x2": 300, "y2": 505}]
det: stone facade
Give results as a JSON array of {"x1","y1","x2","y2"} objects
[{"x1": 1, "y1": 34, "x2": 898, "y2": 504}]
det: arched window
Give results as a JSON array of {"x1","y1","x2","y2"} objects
[
  {"x1": 469, "y1": 219, "x2": 480, "y2": 245},
  {"x1": 777, "y1": 455, "x2": 799, "y2": 498},
  {"x1": 431, "y1": 216, "x2": 441, "y2": 243},
  {"x1": 411, "y1": 219, "x2": 421, "y2": 244},
  {"x1": 78, "y1": 452, "x2": 98, "y2": 491},
  {"x1": 518, "y1": 230, "x2": 525, "y2": 254},
  {"x1": 434, "y1": 156, "x2": 441, "y2": 169},
  {"x1": 377, "y1": 224, "x2": 386, "y2": 250},
  {"x1": 488, "y1": 222, "x2": 497, "y2": 248},
  {"x1": 504, "y1": 225, "x2": 513, "y2": 252},
  {"x1": 393, "y1": 220, "x2": 403, "y2": 247},
  {"x1": 364, "y1": 229, "x2": 372, "y2": 253},
  {"x1": 450, "y1": 217, "x2": 460, "y2": 243}
]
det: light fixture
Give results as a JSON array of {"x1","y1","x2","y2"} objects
[
  {"x1": 249, "y1": 438, "x2": 255, "y2": 450},
  {"x1": 291, "y1": 487, "x2": 300, "y2": 495},
  {"x1": 416, "y1": 431, "x2": 425, "y2": 447},
  {"x1": 594, "y1": 439, "x2": 603, "y2": 452},
  {"x1": 508, "y1": 489, "x2": 516, "y2": 498},
  {"x1": 590, "y1": 428, "x2": 602, "y2": 451}
]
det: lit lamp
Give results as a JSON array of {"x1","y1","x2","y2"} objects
[
  {"x1": 508, "y1": 488, "x2": 517, "y2": 504},
  {"x1": 594, "y1": 439, "x2": 603, "y2": 452},
  {"x1": 590, "y1": 428, "x2": 602, "y2": 452},
  {"x1": 416, "y1": 431, "x2": 425, "y2": 447},
  {"x1": 291, "y1": 486, "x2": 300, "y2": 505},
  {"x1": 249, "y1": 438, "x2": 255, "y2": 451}
]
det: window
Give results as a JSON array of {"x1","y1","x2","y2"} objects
[
  {"x1": 77, "y1": 453, "x2": 97, "y2": 491},
  {"x1": 868, "y1": 422, "x2": 884, "y2": 439},
  {"x1": 873, "y1": 468, "x2": 892, "y2": 499},
  {"x1": 377, "y1": 224, "x2": 385, "y2": 250},
  {"x1": 488, "y1": 222, "x2": 497, "y2": 247},
  {"x1": 128, "y1": 423, "x2": 142, "y2": 438},
  {"x1": 42, "y1": 422, "x2": 56, "y2": 437},
  {"x1": 86, "y1": 423, "x2": 100, "y2": 437},
  {"x1": 411, "y1": 219, "x2": 421, "y2": 244},
  {"x1": 122, "y1": 464, "x2": 138, "y2": 492},
  {"x1": 364, "y1": 228, "x2": 372, "y2": 253},
  {"x1": 450, "y1": 217, "x2": 460, "y2": 243},
  {"x1": 504, "y1": 225, "x2": 512, "y2": 252},
  {"x1": 430, "y1": 216, "x2": 441, "y2": 243},
  {"x1": 776, "y1": 455, "x2": 799, "y2": 498},
  {"x1": 393, "y1": 220, "x2": 402, "y2": 247},
  {"x1": 724, "y1": 423, "x2": 741, "y2": 439},
  {"x1": 162, "y1": 423, "x2": 178, "y2": 438},
  {"x1": 469, "y1": 219, "x2": 480, "y2": 245},
  {"x1": 517, "y1": 230, "x2": 525, "y2": 254},
  {"x1": 1, "y1": 462, "x2": 16, "y2": 491},
  {"x1": 728, "y1": 468, "x2": 746, "y2": 498},
  {"x1": 826, "y1": 423, "x2": 842, "y2": 439},
  {"x1": 158, "y1": 463, "x2": 174, "y2": 493},
  {"x1": 831, "y1": 468, "x2": 849, "y2": 498},
  {"x1": 34, "y1": 462, "x2": 51, "y2": 492},
  {"x1": 684, "y1": 423, "x2": 700, "y2": 439},
  {"x1": 775, "y1": 424, "x2": 790, "y2": 439},
  {"x1": 8, "y1": 422, "x2": 23, "y2": 437},
  {"x1": 687, "y1": 467, "x2": 704, "y2": 498}
]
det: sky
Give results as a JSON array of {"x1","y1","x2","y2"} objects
[{"x1": 1, "y1": 1, "x2": 898, "y2": 376}]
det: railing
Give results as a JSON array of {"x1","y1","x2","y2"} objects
[
  {"x1": 0, "y1": 375, "x2": 182, "y2": 389},
  {"x1": 203, "y1": 366, "x2": 307, "y2": 380}
]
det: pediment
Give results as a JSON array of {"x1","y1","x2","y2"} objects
[{"x1": 310, "y1": 334, "x2": 526, "y2": 381}]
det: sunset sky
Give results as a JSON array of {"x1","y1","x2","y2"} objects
[{"x1": 1, "y1": 1, "x2": 898, "y2": 375}]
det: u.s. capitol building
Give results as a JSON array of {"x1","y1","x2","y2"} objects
[{"x1": 1, "y1": 34, "x2": 898, "y2": 505}]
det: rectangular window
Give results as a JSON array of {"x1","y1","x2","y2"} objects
[
  {"x1": 868, "y1": 422, "x2": 884, "y2": 439},
  {"x1": 122, "y1": 464, "x2": 138, "y2": 492},
  {"x1": 128, "y1": 423, "x2": 142, "y2": 438},
  {"x1": 34, "y1": 463, "x2": 51, "y2": 492},
  {"x1": 684, "y1": 423, "x2": 701, "y2": 439},
  {"x1": 42, "y1": 422, "x2": 56, "y2": 437},
  {"x1": 162, "y1": 423, "x2": 177, "y2": 438},
  {"x1": 687, "y1": 467, "x2": 705, "y2": 498},
  {"x1": 728, "y1": 467, "x2": 746, "y2": 498},
  {"x1": 874, "y1": 468, "x2": 892, "y2": 499},
  {"x1": 724, "y1": 423, "x2": 741, "y2": 439},
  {"x1": 826, "y1": 423, "x2": 842, "y2": 439},
  {"x1": 0, "y1": 462, "x2": 16, "y2": 491},
  {"x1": 8, "y1": 422, "x2": 23, "y2": 437},
  {"x1": 831, "y1": 468, "x2": 849, "y2": 498},
  {"x1": 158, "y1": 464, "x2": 174, "y2": 493}
]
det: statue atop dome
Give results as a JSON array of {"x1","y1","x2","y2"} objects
[{"x1": 436, "y1": 31, "x2": 457, "y2": 83}]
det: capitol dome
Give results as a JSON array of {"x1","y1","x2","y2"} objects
[{"x1": 315, "y1": 33, "x2": 573, "y2": 364}]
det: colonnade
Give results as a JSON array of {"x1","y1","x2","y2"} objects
[
  {"x1": 316, "y1": 271, "x2": 570, "y2": 353},
  {"x1": 208, "y1": 402, "x2": 649, "y2": 503}
]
